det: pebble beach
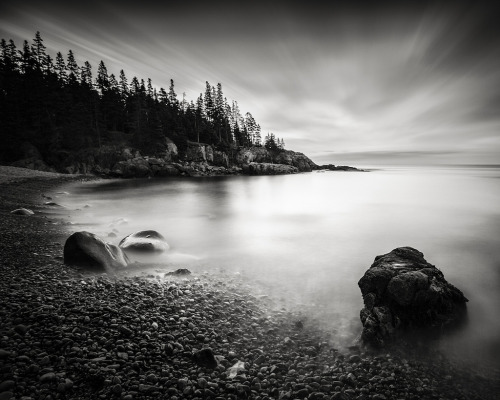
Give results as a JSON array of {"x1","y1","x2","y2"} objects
[{"x1": 0, "y1": 166, "x2": 499, "y2": 400}]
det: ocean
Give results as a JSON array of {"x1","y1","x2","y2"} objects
[{"x1": 60, "y1": 165, "x2": 500, "y2": 370}]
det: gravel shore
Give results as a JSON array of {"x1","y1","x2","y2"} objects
[{"x1": 0, "y1": 166, "x2": 499, "y2": 400}]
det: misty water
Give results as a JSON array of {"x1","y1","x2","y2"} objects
[{"x1": 60, "y1": 166, "x2": 500, "y2": 370}]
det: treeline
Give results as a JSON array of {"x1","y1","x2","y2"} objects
[{"x1": 0, "y1": 32, "x2": 286, "y2": 164}]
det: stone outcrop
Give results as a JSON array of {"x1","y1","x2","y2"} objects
[
  {"x1": 63, "y1": 231, "x2": 129, "y2": 271},
  {"x1": 213, "y1": 151, "x2": 229, "y2": 168},
  {"x1": 185, "y1": 142, "x2": 213, "y2": 163},
  {"x1": 119, "y1": 230, "x2": 170, "y2": 253},
  {"x1": 358, "y1": 247, "x2": 468, "y2": 347},
  {"x1": 235, "y1": 148, "x2": 317, "y2": 173},
  {"x1": 242, "y1": 162, "x2": 298, "y2": 175},
  {"x1": 315, "y1": 164, "x2": 364, "y2": 172},
  {"x1": 275, "y1": 150, "x2": 317, "y2": 172},
  {"x1": 236, "y1": 147, "x2": 273, "y2": 165}
]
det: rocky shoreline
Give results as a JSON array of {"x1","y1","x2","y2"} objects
[
  {"x1": 11, "y1": 142, "x2": 364, "y2": 178},
  {"x1": 0, "y1": 167, "x2": 498, "y2": 400}
]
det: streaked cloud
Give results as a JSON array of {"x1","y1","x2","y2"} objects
[{"x1": 1, "y1": 1, "x2": 499, "y2": 165}]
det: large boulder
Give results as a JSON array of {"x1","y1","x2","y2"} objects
[
  {"x1": 64, "y1": 231, "x2": 129, "y2": 271},
  {"x1": 358, "y1": 247, "x2": 468, "y2": 347},
  {"x1": 119, "y1": 230, "x2": 170, "y2": 253}
]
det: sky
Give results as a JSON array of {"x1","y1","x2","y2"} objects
[{"x1": 1, "y1": 0, "x2": 500, "y2": 166}]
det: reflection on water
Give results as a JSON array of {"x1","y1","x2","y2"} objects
[{"x1": 61, "y1": 166, "x2": 500, "y2": 368}]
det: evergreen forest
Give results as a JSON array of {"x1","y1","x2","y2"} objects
[{"x1": 0, "y1": 32, "x2": 286, "y2": 166}]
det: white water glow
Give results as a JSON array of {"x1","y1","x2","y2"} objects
[{"x1": 59, "y1": 166, "x2": 500, "y2": 369}]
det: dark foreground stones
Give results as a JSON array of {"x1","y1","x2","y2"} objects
[
  {"x1": 63, "y1": 231, "x2": 129, "y2": 271},
  {"x1": 358, "y1": 247, "x2": 468, "y2": 347},
  {"x1": 119, "y1": 230, "x2": 170, "y2": 253}
]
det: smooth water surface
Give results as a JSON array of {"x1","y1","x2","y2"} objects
[{"x1": 60, "y1": 166, "x2": 500, "y2": 368}]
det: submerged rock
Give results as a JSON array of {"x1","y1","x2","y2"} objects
[
  {"x1": 358, "y1": 247, "x2": 468, "y2": 347},
  {"x1": 119, "y1": 230, "x2": 170, "y2": 253},
  {"x1": 63, "y1": 231, "x2": 129, "y2": 271},
  {"x1": 165, "y1": 268, "x2": 192, "y2": 276}
]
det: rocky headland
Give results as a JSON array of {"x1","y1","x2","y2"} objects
[
  {"x1": 0, "y1": 166, "x2": 498, "y2": 400},
  {"x1": 10, "y1": 141, "x2": 363, "y2": 178}
]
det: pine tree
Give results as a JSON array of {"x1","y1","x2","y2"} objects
[
  {"x1": 245, "y1": 112, "x2": 257, "y2": 145},
  {"x1": 168, "y1": 79, "x2": 177, "y2": 106},
  {"x1": 20, "y1": 40, "x2": 34, "y2": 73},
  {"x1": 32, "y1": 31, "x2": 46, "y2": 69},
  {"x1": 119, "y1": 69, "x2": 128, "y2": 96},
  {"x1": 66, "y1": 50, "x2": 79, "y2": 84},
  {"x1": 54, "y1": 52, "x2": 67, "y2": 83},
  {"x1": 254, "y1": 124, "x2": 262, "y2": 146},
  {"x1": 147, "y1": 78, "x2": 153, "y2": 98},
  {"x1": 96, "y1": 60, "x2": 109, "y2": 92},
  {"x1": 204, "y1": 81, "x2": 213, "y2": 120},
  {"x1": 80, "y1": 61, "x2": 92, "y2": 87},
  {"x1": 130, "y1": 76, "x2": 140, "y2": 93}
]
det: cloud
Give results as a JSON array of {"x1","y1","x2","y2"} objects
[{"x1": 1, "y1": 1, "x2": 499, "y2": 165}]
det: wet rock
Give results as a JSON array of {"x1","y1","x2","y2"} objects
[
  {"x1": 39, "y1": 372, "x2": 56, "y2": 383},
  {"x1": 14, "y1": 324, "x2": 29, "y2": 335},
  {"x1": 0, "y1": 382, "x2": 15, "y2": 392},
  {"x1": 0, "y1": 350, "x2": 11, "y2": 359},
  {"x1": 192, "y1": 348, "x2": 218, "y2": 369},
  {"x1": 165, "y1": 268, "x2": 191, "y2": 276},
  {"x1": 63, "y1": 231, "x2": 129, "y2": 271},
  {"x1": 10, "y1": 208, "x2": 34, "y2": 216},
  {"x1": 358, "y1": 247, "x2": 468, "y2": 347},
  {"x1": 0, "y1": 391, "x2": 13, "y2": 400},
  {"x1": 119, "y1": 230, "x2": 169, "y2": 253}
]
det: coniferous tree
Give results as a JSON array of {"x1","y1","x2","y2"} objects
[
  {"x1": 32, "y1": 31, "x2": 46, "y2": 69},
  {"x1": 54, "y1": 52, "x2": 67, "y2": 83},
  {"x1": 66, "y1": 50, "x2": 79, "y2": 84},
  {"x1": 96, "y1": 60, "x2": 109, "y2": 92}
]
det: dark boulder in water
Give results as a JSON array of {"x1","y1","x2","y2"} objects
[
  {"x1": 358, "y1": 246, "x2": 468, "y2": 347},
  {"x1": 64, "y1": 231, "x2": 129, "y2": 271},
  {"x1": 119, "y1": 230, "x2": 169, "y2": 253}
]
